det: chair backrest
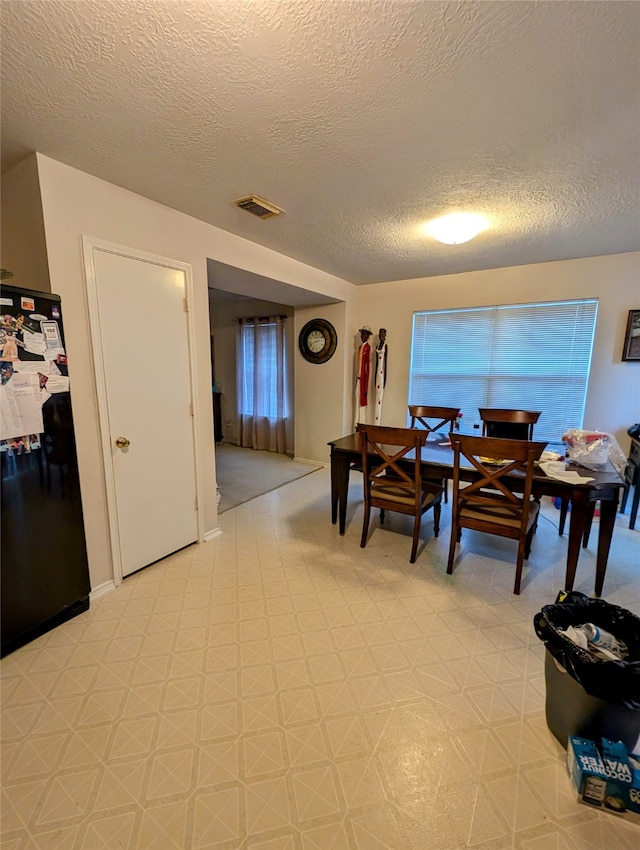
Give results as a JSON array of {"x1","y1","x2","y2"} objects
[
  {"x1": 409, "y1": 405, "x2": 461, "y2": 435},
  {"x1": 357, "y1": 424, "x2": 427, "y2": 505},
  {"x1": 450, "y1": 434, "x2": 547, "y2": 528},
  {"x1": 478, "y1": 408, "x2": 541, "y2": 440}
]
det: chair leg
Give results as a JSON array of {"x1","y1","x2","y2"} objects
[
  {"x1": 558, "y1": 498, "x2": 569, "y2": 535},
  {"x1": 433, "y1": 502, "x2": 441, "y2": 538},
  {"x1": 446, "y1": 523, "x2": 458, "y2": 574},
  {"x1": 524, "y1": 523, "x2": 536, "y2": 559},
  {"x1": 582, "y1": 502, "x2": 597, "y2": 548},
  {"x1": 443, "y1": 478, "x2": 448, "y2": 504},
  {"x1": 410, "y1": 515, "x2": 421, "y2": 564},
  {"x1": 380, "y1": 508, "x2": 385, "y2": 524},
  {"x1": 620, "y1": 484, "x2": 629, "y2": 514},
  {"x1": 360, "y1": 504, "x2": 371, "y2": 549},
  {"x1": 514, "y1": 538, "x2": 526, "y2": 595},
  {"x1": 532, "y1": 499, "x2": 540, "y2": 534}
]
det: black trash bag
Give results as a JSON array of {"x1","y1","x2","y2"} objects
[{"x1": 533, "y1": 590, "x2": 640, "y2": 709}]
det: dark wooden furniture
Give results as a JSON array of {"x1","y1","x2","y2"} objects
[
  {"x1": 409, "y1": 405, "x2": 461, "y2": 434},
  {"x1": 213, "y1": 391, "x2": 223, "y2": 443},
  {"x1": 477, "y1": 408, "x2": 584, "y2": 542},
  {"x1": 447, "y1": 435, "x2": 547, "y2": 594},
  {"x1": 479, "y1": 408, "x2": 541, "y2": 439},
  {"x1": 620, "y1": 436, "x2": 640, "y2": 530},
  {"x1": 328, "y1": 434, "x2": 625, "y2": 597},
  {"x1": 357, "y1": 424, "x2": 442, "y2": 563},
  {"x1": 408, "y1": 405, "x2": 461, "y2": 502}
]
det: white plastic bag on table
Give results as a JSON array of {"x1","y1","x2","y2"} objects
[{"x1": 562, "y1": 429, "x2": 626, "y2": 475}]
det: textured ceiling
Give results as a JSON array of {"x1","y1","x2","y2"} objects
[{"x1": 2, "y1": 0, "x2": 639, "y2": 285}]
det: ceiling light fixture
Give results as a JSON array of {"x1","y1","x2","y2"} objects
[{"x1": 424, "y1": 212, "x2": 488, "y2": 245}]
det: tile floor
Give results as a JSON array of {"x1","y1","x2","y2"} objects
[{"x1": 2, "y1": 467, "x2": 639, "y2": 849}]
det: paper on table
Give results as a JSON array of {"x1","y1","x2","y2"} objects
[
  {"x1": 539, "y1": 450, "x2": 563, "y2": 463},
  {"x1": 539, "y1": 460, "x2": 594, "y2": 484}
]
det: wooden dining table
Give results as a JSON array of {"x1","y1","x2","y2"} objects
[{"x1": 328, "y1": 433, "x2": 625, "y2": 597}]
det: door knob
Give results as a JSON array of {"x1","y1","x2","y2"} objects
[{"x1": 115, "y1": 436, "x2": 130, "y2": 449}]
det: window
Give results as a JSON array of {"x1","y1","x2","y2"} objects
[
  {"x1": 238, "y1": 318, "x2": 288, "y2": 419},
  {"x1": 409, "y1": 299, "x2": 598, "y2": 444}
]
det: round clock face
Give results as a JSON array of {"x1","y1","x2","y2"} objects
[
  {"x1": 307, "y1": 330, "x2": 326, "y2": 354},
  {"x1": 299, "y1": 319, "x2": 337, "y2": 364}
]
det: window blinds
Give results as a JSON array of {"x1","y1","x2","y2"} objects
[{"x1": 409, "y1": 299, "x2": 598, "y2": 444}]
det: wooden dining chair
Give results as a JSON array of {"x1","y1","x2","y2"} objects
[
  {"x1": 447, "y1": 434, "x2": 547, "y2": 594},
  {"x1": 409, "y1": 405, "x2": 461, "y2": 435},
  {"x1": 478, "y1": 409, "x2": 589, "y2": 543},
  {"x1": 408, "y1": 405, "x2": 461, "y2": 502},
  {"x1": 357, "y1": 424, "x2": 443, "y2": 564},
  {"x1": 478, "y1": 408, "x2": 541, "y2": 439}
]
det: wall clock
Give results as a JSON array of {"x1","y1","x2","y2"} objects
[{"x1": 298, "y1": 318, "x2": 338, "y2": 364}]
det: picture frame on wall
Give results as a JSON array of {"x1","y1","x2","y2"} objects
[{"x1": 622, "y1": 309, "x2": 640, "y2": 361}]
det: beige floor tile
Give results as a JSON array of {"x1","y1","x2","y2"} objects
[
  {"x1": 242, "y1": 730, "x2": 286, "y2": 778},
  {"x1": 245, "y1": 776, "x2": 291, "y2": 834},
  {"x1": 190, "y1": 786, "x2": 242, "y2": 847},
  {"x1": 0, "y1": 471, "x2": 637, "y2": 850},
  {"x1": 137, "y1": 800, "x2": 188, "y2": 850},
  {"x1": 285, "y1": 722, "x2": 329, "y2": 767}
]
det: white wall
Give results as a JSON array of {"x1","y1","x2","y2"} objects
[
  {"x1": 10, "y1": 152, "x2": 638, "y2": 591},
  {"x1": 34, "y1": 154, "x2": 355, "y2": 589},
  {"x1": 0, "y1": 156, "x2": 50, "y2": 292},
  {"x1": 354, "y1": 252, "x2": 640, "y2": 452},
  {"x1": 294, "y1": 301, "x2": 350, "y2": 463}
]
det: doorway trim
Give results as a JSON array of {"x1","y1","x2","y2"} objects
[{"x1": 82, "y1": 236, "x2": 204, "y2": 586}]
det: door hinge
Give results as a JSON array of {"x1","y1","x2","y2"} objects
[
  {"x1": 194, "y1": 496, "x2": 198, "y2": 510},
  {"x1": 189, "y1": 402, "x2": 194, "y2": 416},
  {"x1": 184, "y1": 297, "x2": 189, "y2": 313}
]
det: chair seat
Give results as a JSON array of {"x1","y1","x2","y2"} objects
[
  {"x1": 371, "y1": 480, "x2": 441, "y2": 508},
  {"x1": 460, "y1": 498, "x2": 539, "y2": 530}
]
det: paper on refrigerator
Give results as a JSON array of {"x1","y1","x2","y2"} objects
[{"x1": 0, "y1": 373, "x2": 45, "y2": 439}]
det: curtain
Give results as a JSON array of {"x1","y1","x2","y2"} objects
[{"x1": 236, "y1": 316, "x2": 288, "y2": 453}]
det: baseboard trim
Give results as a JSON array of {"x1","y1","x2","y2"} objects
[
  {"x1": 90, "y1": 580, "x2": 116, "y2": 601},
  {"x1": 203, "y1": 527, "x2": 223, "y2": 543},
  {"x1": 292, "y1": 457, "x2": 327, "y2": 467}
]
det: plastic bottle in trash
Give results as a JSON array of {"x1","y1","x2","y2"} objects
[
  {"x1": 581, "y1": 623, "x2": 623, "y2": 660},
  {"x1": 561, "y1": 625, "x2": 589, "y2": 650}
]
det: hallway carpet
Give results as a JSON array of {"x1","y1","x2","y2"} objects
[{"x1": 215, "y1": 445, "x2": 323, "y2": 513}]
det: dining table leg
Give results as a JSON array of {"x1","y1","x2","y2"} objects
[
  {"x1": 330, "y1": 447, "x2": 339, "y2": 526},
  {"x1": 330, "y1": 449, "x2": 351, "y2": 535},
  {"x1": 595, "y1": 496, "x2": 617, "y2": 597},
  {"x1": 565, "y1": 498, "x2": 590, "y2": 591}
]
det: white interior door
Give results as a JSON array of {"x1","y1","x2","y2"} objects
[{"x1": 88, "y1": 245, "x2": 198, "y2": 577}]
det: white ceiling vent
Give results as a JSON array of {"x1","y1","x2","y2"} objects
[{"x1": 234, "y1": 195, "x2": 284, "y2": 219}]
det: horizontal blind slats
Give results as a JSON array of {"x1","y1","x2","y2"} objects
[{"x1": 409, "y1": 299, "x2": 597, "y2": 443}]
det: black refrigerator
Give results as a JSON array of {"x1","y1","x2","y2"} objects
[{"x1": 1, "y1": 282, "x2": 90, "y2": 657}]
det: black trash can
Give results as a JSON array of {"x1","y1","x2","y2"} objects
[{"x1": 534, "y1": 591, "x2": 640, "y2": 753}]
